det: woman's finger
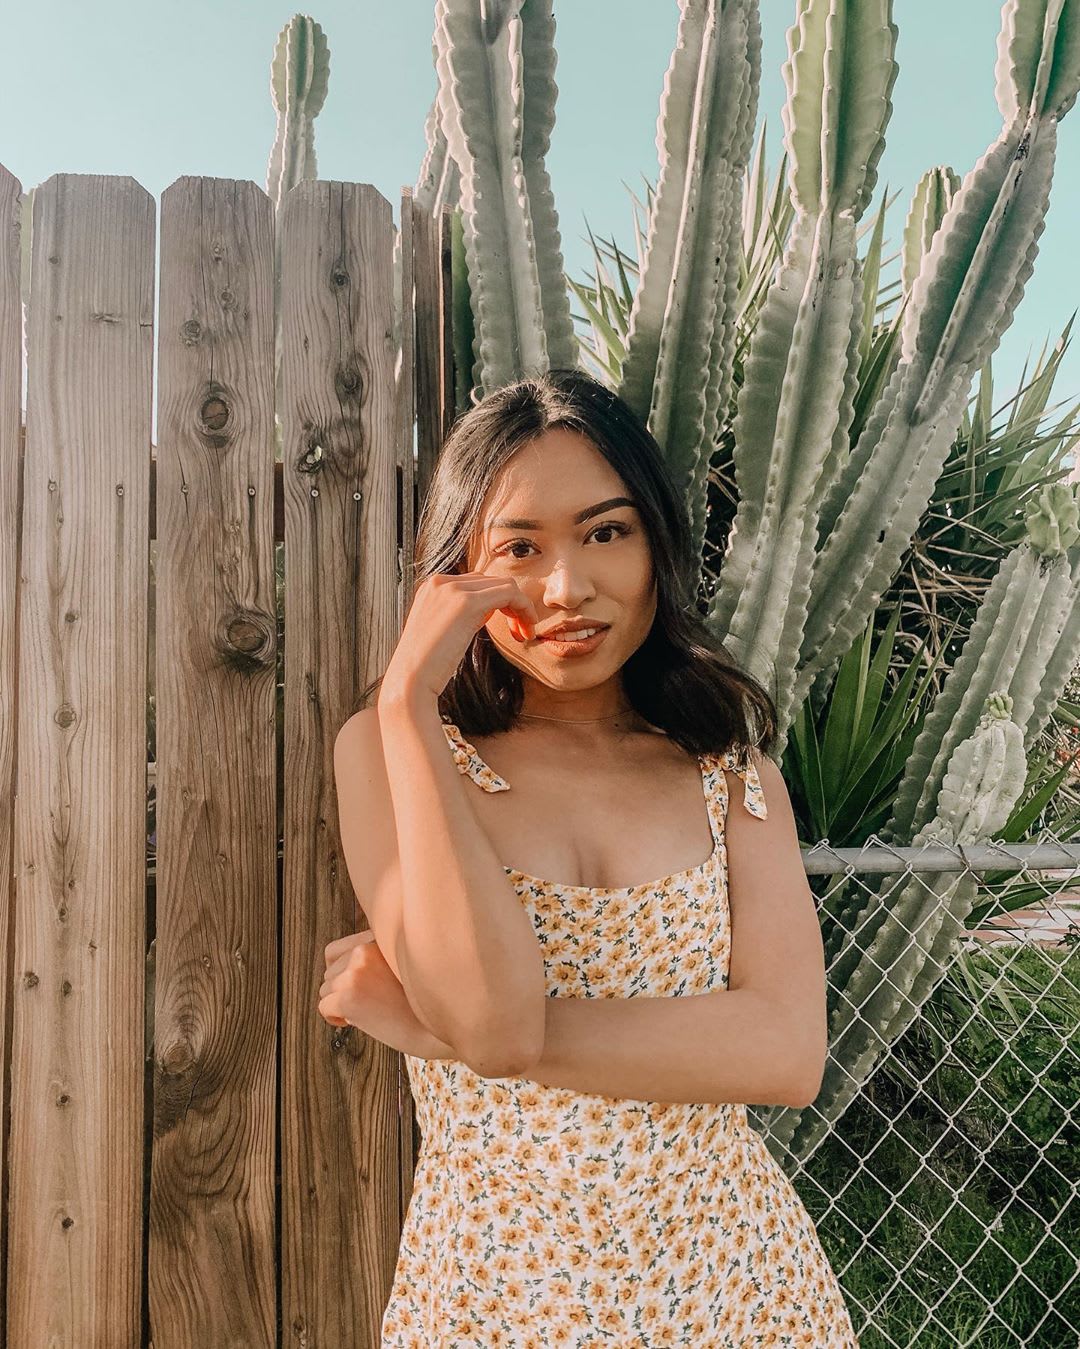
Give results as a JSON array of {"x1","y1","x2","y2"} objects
[
  {"x1": 323, "y1": 935, "x2": 374, "y2": 980},
  {"x1": 323, "y1": 929, "x2": 376, "y2": 963},
  {"x1": 322, "y1": 954, "x2": 351, "y2": 984}
]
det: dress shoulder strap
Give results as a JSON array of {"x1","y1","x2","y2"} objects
[
  {"x1": 441, "y1": 717, "x2": 768, "y2": 817},
  {"x1": 712, "y1": 747, "x2": 769, "y2": 819},
  {"x1": 439, "y1": 719, "x2": 511, "y2": 793}
]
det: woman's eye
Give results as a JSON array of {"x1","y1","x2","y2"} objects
[{"x1": 496, "y1": 523, "x2": 631, "y2": 560}]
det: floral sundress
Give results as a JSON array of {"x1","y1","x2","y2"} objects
[{"x1": 380, "y1": 719, "x2": 860, "y2": 1348}]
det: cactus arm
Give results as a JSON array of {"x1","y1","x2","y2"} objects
[
  {"x1": 265, "y1": 16, "x2": 330, "y2": 212},
  {"x1": 415, "y1": 92, "x2": 463, "y2": 218},
  {"x1": 433, "y1": 0, "x2": 574, "y2": 394},
  {"x1": 885, "y1": 486, "x2": 1080, "y2": 845},
  {"x1": 518, "y1": 0, "x2": 577, "y2": 372},
  {"x1": 900, "y1": 166, "x2": 960, "y2": 297},
  {"x1": 1026, "y1": 543, "x2": 1080, "y2": 744},
  {"x1": 996, "y1": 0, "x2": 1080, "y2": 125},
  {"x1": 706, "y1": 1, "x2": 897, "y2": 723},
  {"x1": 616, "y1": 0, "x2": 761, "y2": 575}
]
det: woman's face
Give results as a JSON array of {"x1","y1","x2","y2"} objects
[{"x1": 463, "y1": 427, "x2": 658, "y2": 693}]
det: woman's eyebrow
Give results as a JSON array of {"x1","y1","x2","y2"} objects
[{"x1": 487, "y1": 496, "x2": 636, "y2": 531}]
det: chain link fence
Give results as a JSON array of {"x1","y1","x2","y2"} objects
[{"x1": 745, "y1": 835, "x2": 1080, "y2": 1347}]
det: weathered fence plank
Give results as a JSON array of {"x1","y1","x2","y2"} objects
[
  {"x1": 413, "y1": 201, "x2": 455, "y2": 519},
  {"x1": 10, "y1": 172, "x2": 154, "y2": 1346},
  {"x1": 278, "y1": 179, "x2": 400, "y2": 1347},
  {"x1": 150, "y1": 176, "x2": 279, "y2": 1347}
]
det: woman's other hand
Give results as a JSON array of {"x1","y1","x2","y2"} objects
[{"x1": 318, "y1": 930, "x2": 457, "y2": 1060}]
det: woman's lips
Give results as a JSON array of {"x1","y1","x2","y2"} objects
[{"x1": 536, "y1": 627, "x2": 609, "y2": 656}]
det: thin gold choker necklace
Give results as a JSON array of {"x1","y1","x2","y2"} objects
[{"x1": 518, "y1": 711, "x2": 630, "y2": 724}]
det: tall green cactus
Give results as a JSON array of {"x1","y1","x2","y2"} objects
[
  {"x1": 708, "y1": 1, "x2": 899, "y2": 723},
  {"x1": 265, "y1": 16, "x2": 330, "y2": 212},
  {"x1": 408, "y1": 90, "x2": 476, "y2": 416},
  {"x1": 884, "y1": 483, "x2": 1080, "y2": 848},
  {"x1": 432, "y1": 0, "x2": 577, "y2": 394},
  {"x1": 901, "y1": 166, "x2": 960, "y2": 296},
  {"x1": 618, "y1": 0, "x2": 762, "y2": 568}
]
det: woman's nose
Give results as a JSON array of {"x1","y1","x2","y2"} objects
[{"x1": 541, "y1": 563, "x2": 593, "y2": 601}]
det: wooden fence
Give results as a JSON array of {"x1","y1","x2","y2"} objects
[{"x1": 0, "y1": 169, "x2": 453, "y2": 1347}]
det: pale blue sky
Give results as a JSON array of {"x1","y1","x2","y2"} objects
[{"x1": 3, "y1": 1, "x2": 1078, "y2": 433}]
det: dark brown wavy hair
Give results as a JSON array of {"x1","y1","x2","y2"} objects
[{"x1": 360, "y1": 367, "x2": 777, "y2": 763}]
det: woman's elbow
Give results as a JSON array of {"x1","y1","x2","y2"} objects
[
  {"x1": 788, "y1": 1041, "x2": 827, "y2": 1108},
  {"x1": 464, "y1": 1005, "x2": 545, "y2": 1080}
]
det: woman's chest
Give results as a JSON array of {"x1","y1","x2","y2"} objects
[{"x1": 463, "y1": 750, "x2": 717, "y2": 892}]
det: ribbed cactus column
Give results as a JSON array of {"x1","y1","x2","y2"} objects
[
  {"x1": 901, "y1": 166, "x2": 960, "y2": 295},
  {"x1": 266, "y1": 16, "x2": 330, "y2": 211},
  {"x1": 617, "y1": 0, "x2": 763, "y2": 567},
  {"x1": 885, "y1": 483, "x2": 1080, "y2": 847},
  {"x1": 432, "y1": 0, "x2": 577, "y2": 395},
  {"x1": 706, "y1": 0, "x2": 899, "y2": 731},
  {"x1": 414, "y1": 92, "x2": 463, "y2": 219}
]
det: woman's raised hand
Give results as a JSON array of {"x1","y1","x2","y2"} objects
[{"x1": 379, "y1": 570, "x2": 539, "y2": 704}]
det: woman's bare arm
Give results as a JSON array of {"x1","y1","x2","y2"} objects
[
  {"x1": 474, "y1": 754, "x2": 828, "y2": 1105},
  {"x1": 375, "y1": 688, "x2": 546, "y2": 1077}
]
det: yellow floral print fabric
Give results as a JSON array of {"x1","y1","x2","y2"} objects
[{"x1": 379, "y1": 719, "x2": 859, "y2": 1348}]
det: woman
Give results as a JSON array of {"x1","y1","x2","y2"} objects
[{"x1": 322, "y1": 369, "x2": 860, "y2": 1346}]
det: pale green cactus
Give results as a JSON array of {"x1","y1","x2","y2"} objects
[
  {"x1": 431, "y1": 0, "x2": 577, "y2": 394},
  {"x1": 816, "y1": 491, "x2": 1080, "y2": 995},
  {"x1": 883, "y1": 482, "x2": 1080, "y2": 849},
  {"x1": 893, "y1": 697, "x2": 1028, "y2": 1053},
  {"x1": 618, "y1": 0, "x2": 763, "y2": 564},
  {"x1": 1024, "y1": 480, "x2": 1080, "y2": 555},
  {"x1": 919, "y1": 692, "x2": 1028, "y2": 844},
  {"x1": 707, "y1": 0, "x2": 898, "y2": 717},
  {"x1": 765, "y1": 693, "x2": 1029, "y2": 1163},
  {"x1": 265, "y1": 15, "x2": 330, "y2": 213},
  {"x1": 392, "y1": 91, "x2": 467, "y2": 403},
  {"x1": 414, "y1": 93, "x2": 462, "y2": 218},
  {"x1": 900, "y1": 166, "x2": 960, "y2": 296}
]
